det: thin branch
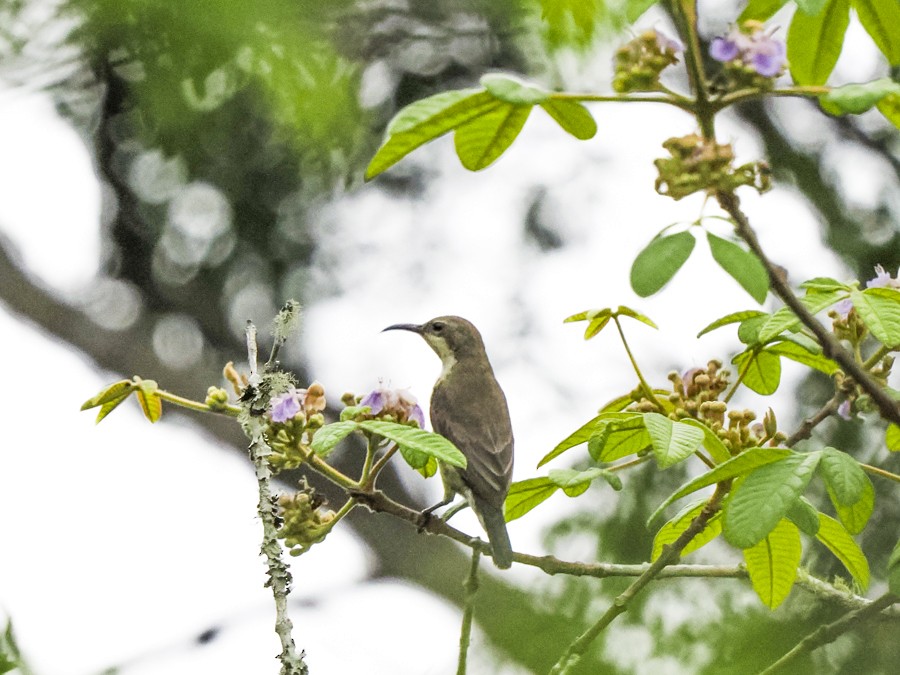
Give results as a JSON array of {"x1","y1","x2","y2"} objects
[
  {"x1": 242, "y1": 324, "x2": 307, "y2": 675},
  {"x1": 456, "y1": 547, "x2": 482, "y2": 675},
  {"x1": 716, "y1": 190, "x2": 900, "y2": 427},
  {"x1": 784, "y1": 393, "x2": 843, "y2": 447},
  {"x1": 758, "y1": 593, "x2": 899, "y2": 674},
  {"x1": 548, "y1": 485, "x2": 726, "y2": 675},
  {"x1": 346, "y1": 488, "x2": 897, "y2": 614}
]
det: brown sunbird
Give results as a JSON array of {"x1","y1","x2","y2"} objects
[{"x1": 384, "y1": 316, "x2": 514, "y2": 569}]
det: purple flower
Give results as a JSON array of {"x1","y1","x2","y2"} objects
[
  {"x1": 837, "y1": 400, "x2": 852, "y2": 421},
  {"x1": 865, "y1": 264, "x2": 900, "y2": 289},
  {"x1": 748, "y1": 38, "x2": 786, "y2": 77},
  {"x1": 270, "y1": 387, "x2": 304, "y2": 423},
  {"x1": 360, "y1": 384, "x2": 425, "y2": 428},
  {"x1": 710, "y1": 37, "x2": 740, "y2": 62},
  {"x1": 834, "y1": 298, "x2": 854, "y2": 318},
  {"x1": 711, "y1": 24, "x2": 786, "y2": 77}
]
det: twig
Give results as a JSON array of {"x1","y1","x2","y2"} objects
[
  {"x1": 784, "y1": 393, "x2": 843, "y2": 447},
  {"x1": 242, "y1": 323, "x2": 307, "y2": 675},
  {"x1": 456, "y1": 547, "x2": 482, "y2": 675},
  {"x1": 716, "y1": 190, "x2": 900, "y2": 427},
  {"x1": 758, "y1": 593, "x2": 899, "y2": 674},
  {"x1": 548, "y1": 485, "x2": 726, "y2": 675}
]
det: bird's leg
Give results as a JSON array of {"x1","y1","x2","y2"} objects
[
  {"x1": 417, "y1": 495, "x2": 453, "y2": 531},
  {"x1": 440, "y1": 500, "x2": 470, "y2": 522}
]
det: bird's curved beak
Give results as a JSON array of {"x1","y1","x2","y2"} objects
[{"x1": 382, "y1": 323, "x2": 424, "y2": 334}]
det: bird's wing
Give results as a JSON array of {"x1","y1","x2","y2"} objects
[{"x1": 431, "y1": 386, "x2": 513, "y2": 511}]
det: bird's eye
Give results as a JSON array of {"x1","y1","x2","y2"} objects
[{"x1": 431, "y1": 322, "x2": 445, "y2": 332}]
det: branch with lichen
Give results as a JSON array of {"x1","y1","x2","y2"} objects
[{"x1": 241, "y1": 321, "x2": 308, "y2": 675}]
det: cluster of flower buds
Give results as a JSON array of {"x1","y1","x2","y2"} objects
[
  {"x1": 654, "y1": 133, "x2": 771, "y2": 200},
  {"x1": 267, "y1": 382, "x2": 328, "y2": 470},
  {"x1": 342, "y1": 384, "x2": 425, "y2": 428},
  {"x1": 666, "y1": 360, "x2": 730, "y2": 419},
  {"x1": 277, "y1": 481, "x2": 336, "y2": 556},
  {"x1": 710, "y1": 20, "x2": 787, "y2": 90},
  {"x1": 613, "y1": 29, "x2": 683, "y2": 93}
]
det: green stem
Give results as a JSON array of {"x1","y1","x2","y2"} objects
[
  {"x1": 862, "y1": 344, "x2": 893, "y2": 370},
  {"x1": 359, "y1": 434, "x2": 380, "y2": 485},
  {"x1": 723, "y1": 350, "x2": 754, "y2": 403},
  {"x1": 607, "y1": 455, "x2": 652, "y2": 472},
  {"x1": 713, "y1": 85, "x2": 830, "y2": 110},
  {"x1": 860, "y1": 462, "x2": 900, "y2": 484},
  {"x1": 156, "y1": 389, "x2": 241, "y2": 416},
  {"x1": 549, "y1": 92, "x2": 693, "y2": 111},
  {"x1": 305, "y1": 452, "x2": 359, "y2": 491},
  {"x1": 456, "y1": 547, "x2": 482, "y2": 675},
  {"x1": 367, "y1": 444, "x2": 400, "y2": 487},
  {"x1": 613, "y1": 317, "x2": 665, "y2": 412}
]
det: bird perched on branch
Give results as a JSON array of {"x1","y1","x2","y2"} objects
[{"x1": 383, "y1": 316, "x2": 514, "y2": 569}]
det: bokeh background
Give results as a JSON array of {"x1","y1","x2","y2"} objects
[{"x1": 1, "y1": 0, "x2": 899, "y2": 673}]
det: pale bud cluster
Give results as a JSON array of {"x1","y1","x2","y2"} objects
[{"x1": 277, "y1": 482, "x2": 336, "y2": 556}]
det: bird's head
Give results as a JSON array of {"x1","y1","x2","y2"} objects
[{"x1": 383, "y1": 315, "x2": 487, "y2": 366}]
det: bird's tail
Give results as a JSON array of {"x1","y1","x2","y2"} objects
[{"x1": 478, "y1": 503, "x2": 513, "y2": 569}]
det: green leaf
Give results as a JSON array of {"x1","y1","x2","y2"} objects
[
  {"x1": 853, "y1": 0, "x2": 900, "y2": 64},
  {"x1": 833, "y1": 478, "x2": 875, "y2": 534},
  {"x1": 630, "y1": 230, "x2": 696, "y2": 297},
  {"x1": 652, "y1": 499, "x2": 723, "y2": 561},
  {"x1": 697, "y1": 310, "x2": 767, "y2": 338},
  {"x1": 852, "y1": 287, "x2": 900, "y2": 347},
  {"x1": 454, "y1": 103, "x2": 532, "y2": 171},
  {"x1": 766, "y1": 340, "x2": 839, "y2": 375},
  {"x1": 878, "y1": 93, "x2": 900, "y2": 129},
  {"x1": 744, "y1": 519, "x2": 801, "y2": 609},
  {"x1": 799, "y1": 276, "x2": 851, "y2": 292},
  {"x1": 786, "y1": 496, "x2": 821, "y2": 536},
  {"x1": 135, "y1": 380, "x2": 162, "y2": 423},
  {"x1": 649, "y1": 447, "x2": 793, "y2": 525},
  {"x1": 564, "y1": 307, "x2": 610, "y2": 323},
  {"x1": 549, "y1": 467, "x2": 623, "y2": 496},
  {"x1": 80, "y1": 379, "x2": 135, "y2": 410},
  {"x1": 678, "y1": 418, "x2": 733, "y2": 464},
  {"x1": 599, "y1": 392, "x2": 638, "y2": 413},
  {"x1": 820, "y1": 78, "x2": 900, "y2": 115},
  {"x1": 815, "y1": 513, "x2": 870, "y2": 589},
  {"x1": 418, "y1": 455, "x2": 439, "y2": 479},
  {"x1": 644, "y1": 413, "x2": 705, "y2": 469},
  {"x1": 481, "y1": 73, "x2": 550, "y2": 105},
  {"x1": 615, "y1": 305, "x2": 658, "y2": 329},
  {"x1": 757, "y1": 289, "x2": 848, "y2": 342},
  {"x1": 724, "y1": 451, "x2": 822, "y2": 549},
  {"x1": 787, "y1": 0, "x2": 851, "y2": 85},
  {"x1": 733, "y1": 348, "x2": 782, "y2": 395},
  {"x1": 365, "y1": 89, "x2": 500, "y2": 180},
  {"x1": 359, "y1": 420, "x2": 466, "y2": 468},
  {"x1": 888, "y1": 538, "x2": 900, "y2": 595},
  {"x1": 339, "y1": 405, "x2": 371, "y2": 421},
  {"x1": 94, "y1": 395, "x2": 132, "y2": 424},
  {"x1": 589, "y1": 415, "x2": 652, "y2": 463},
  {"x1": 739, "y1": 0, "x2": 790, "y2": 21},
  {"x1": 540, "y1": 99, "x2": 597, "y2": 140},
  {"x1": 820, "y1": 447, "x2": 868, "y2": 506},
  {"x1": 887, "y1": 424, "x2": 900, "y2": 451},
  {"x1": 584, "y1": 314, "x2": 612, "y2": 339},
  {"x1": 796, "y1": 0, "x2": 830, "y2": 13},
  {"x1": 706, "y1": 232, "x2": 769, "y2": 304},
  {"x1": 311, "y1": 421, "x2": 358, "y2": 457},
  {"x1": 504, "y1": 477, "x2": 558, "y2": 522},
  {"x1": 538, "y1": 412, "x2": 629, "y2": 467}
]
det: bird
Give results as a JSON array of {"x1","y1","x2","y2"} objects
[{"x1": 383, "y1": 316, "x2": 515, "y2": 569}]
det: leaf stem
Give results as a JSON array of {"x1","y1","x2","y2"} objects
[
  {"x1": 859, "y1": 462, "x2": 900, "y2": 484},
  {"x1": 156, "y1": 389, "x2": 241, "y2": 416},
  {"x1": 613, "y1": 316, "x2": 665, "y2": 412}
]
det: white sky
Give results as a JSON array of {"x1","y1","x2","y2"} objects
[{"x1": 0, "y1": 8, "x2": 893, "y2": 675}]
